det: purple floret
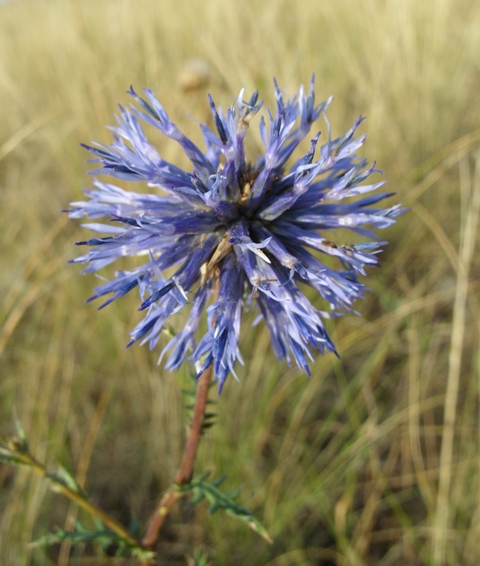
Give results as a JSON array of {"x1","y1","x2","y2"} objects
[{"x1": 68, "y1": 76, "x2": 404, "y2": 392}]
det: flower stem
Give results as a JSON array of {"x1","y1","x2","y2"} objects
[
  {"x1": 175, "y1": 365, "x2": 213, "y2": 485},
  {"x1": 141, "y1": 365, "x2": 213, "y2": 549},
  {"x1": 16, "y1": 451, "x2": 141, "y2": 548}
]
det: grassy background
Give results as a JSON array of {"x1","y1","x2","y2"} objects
[{"x1": 1, "y1": 0, "x2": 480, "y2": 564}]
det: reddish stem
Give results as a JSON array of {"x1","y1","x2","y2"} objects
[{"x1": 141, "y1": 365, "x2": 213, "y2": 549}]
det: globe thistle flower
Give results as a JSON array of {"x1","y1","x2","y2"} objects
[{"x1": 68, "y1": 76, "x2": 403, "y2": 392}]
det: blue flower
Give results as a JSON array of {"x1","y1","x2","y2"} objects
[{"x1": 68, "y1": 77, "x2": 404, "y2": 392}]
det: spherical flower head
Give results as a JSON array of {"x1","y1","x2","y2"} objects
[{"x1": 68, "y1": 76, "x2": 404, "y2": 392}]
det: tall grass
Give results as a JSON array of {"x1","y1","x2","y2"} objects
[{"x1": 1, "y1": 0, "x2": 479, "y2": 564}]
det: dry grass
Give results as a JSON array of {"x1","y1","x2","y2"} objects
[{"x1": 1, "y1": 0, "x2": 480, "y2": 564}]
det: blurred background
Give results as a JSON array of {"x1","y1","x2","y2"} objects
[{"x1": 1, "y1": 0, "x2": 479, "y2": 564}]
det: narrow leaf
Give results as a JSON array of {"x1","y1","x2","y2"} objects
[{"x1": 181, "y1": 473, "x2": 272, "y2": 543}]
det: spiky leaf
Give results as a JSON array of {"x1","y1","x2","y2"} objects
[{"x1": 180, "y1": 472, "x2": 272, "y2": 543}]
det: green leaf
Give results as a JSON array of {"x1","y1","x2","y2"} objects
[
  {"x1": 129, "y1": 515, "x2": 141, "y2": 538},
  {"x1": 182, "y1": 376, "x2": 217, "y2": 433},
  {"x1": 204, "y1": 412, "x2": 217, "y2": 420},
  {"x1": 0, "y1": 415, "x2": 30, "y2": 457},
  {"x1": 31, "y1": 521, "x2": 154, "y2": 560},
  {"x1": 209, "y1": 474, "x2": 227, "y2": 487},
  {"x1": 50, "y1": 466, "x2": 84, "y2": 494},
  {"x1": 31, "y1": 524, "x2": 117, "y2": 547},
  {"x1": 192, "y1": 549, "x2": 209, "y2": 566},
  {"x1": 181, "y1": 473, "x2": 272, "y2": 544},
  {"x1": 13, "y1": 412, "x2": 28, "y2": 448},
  {"x1": 0, "y1": 451, "x2": 27, "y2": 466},
  {"x1": 92, "y1": 516, "x2": 105, "y2": 531}
]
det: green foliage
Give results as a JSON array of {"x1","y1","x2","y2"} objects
[
  {"x1": 47, "y1": 465, "x2": 84, "y2": 495},
  {"x1": 0, "y1": 417, "x2": 30, "y2": 466},
  {"x1": 31, "y1": 521, "x2": 155, "y2": 561},
  {"x1": 32, "y1": 522, "x2": 118, "y2": 549},
  {"x1": 181, "y1": 472, "x2": 272, "y2": 544},
  {"x1": 191, "y1": 550, "x2": 209, "y2": 566},
  {"x1": 182, "y1": 374, "x2": 217, "y2": 432},
  {"x1": 0, "y1": 446, "x2": 26, "y2": 467},
  {"x1": 1, "y1": 423, "x2": 151, "y2": 561}
]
